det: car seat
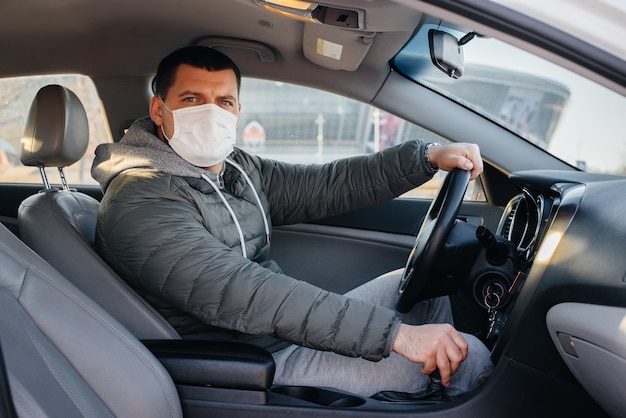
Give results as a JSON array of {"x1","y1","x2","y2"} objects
[
  {"x1": 17, "y1": 84, "x2": 179, "y2": 340},
  {"x1": 0, "y1": 221, "x2": 183, "y2": 417}
]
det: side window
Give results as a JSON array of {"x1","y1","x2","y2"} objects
[
  {"x1": 0, "y1": 75, "x2": 112, "y2": 185},
  {"x1": 238, "y1": 78, "x2": 485, "y2": 201}
]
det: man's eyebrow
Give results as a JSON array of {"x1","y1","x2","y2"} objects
[
  {"x1": 174, "y1": 91, "x2": 237, "y2": 102},
  {"x1": 175, "y1": 90, "x2": 200, "y2": 97}
]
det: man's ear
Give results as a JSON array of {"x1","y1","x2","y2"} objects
[{"x1": 149, "y1": 96, "x2": 163, "y2": 126}]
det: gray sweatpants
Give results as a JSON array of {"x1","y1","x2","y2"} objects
[{"x1": 272, "y1": 269, "x2": 494, "y2": 397}]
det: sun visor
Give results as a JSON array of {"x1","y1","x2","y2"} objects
[{"x1": 302, "y1": 23, "x2": 375, "y2": 71}]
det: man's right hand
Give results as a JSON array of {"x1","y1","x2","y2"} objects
[{"x1": 391, "y1": 323, "x2": 468, "y2": 387}]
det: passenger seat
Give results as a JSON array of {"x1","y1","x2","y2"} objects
[
  {"x1": 18, "y1": 84, "x2": 179, "y2": 340},
  {"x1": 0, "y1": 221, "x2": 183, "y2": 417}
]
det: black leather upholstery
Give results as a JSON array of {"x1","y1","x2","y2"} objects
[
  {"x1": 144, "y1": 340, "x2": 275, "y2": 390},
  {"x1": 20, "y1": 84, "x2": 88, "y2": 168},
  {"x1": 19, "y1": 189, "x2": 180, "y2": 339},
  {"x1": 17, "y1": 84, "x2": 180, "y2": 340},
  {"x1": 0, "y1": 222, "x2": 183, "y2": 417}
]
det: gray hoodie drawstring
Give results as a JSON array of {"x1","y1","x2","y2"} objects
[{"x1": 200, "y1": 159, "x2": 270, "y2": 258}]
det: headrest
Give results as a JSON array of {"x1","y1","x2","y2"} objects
[{"x1": 20, "y1": 85, "x2": 89, "y2": 168}]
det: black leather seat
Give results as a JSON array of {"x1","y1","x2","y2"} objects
[
  {"x1": 18, "y1": 84, "x2": 179, "y2": 340},
  {"x1": 0, "y1": 222, "x2": 183, "y2": 417}
]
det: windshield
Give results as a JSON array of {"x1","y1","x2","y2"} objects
[{"x1": 393, "y1": 23, "x2": 626, "y2": 175}]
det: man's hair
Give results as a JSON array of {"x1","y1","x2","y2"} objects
[{"x1": 151, "y1": 46, "x2": 241, "y2": 99}]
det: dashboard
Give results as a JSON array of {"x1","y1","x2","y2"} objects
[
  {"x1": 479, "y1": 181, "x2": 559, "y2": 339},
  {"x1": 484, "y1": 170, "x2": 626, "y2": 416}
]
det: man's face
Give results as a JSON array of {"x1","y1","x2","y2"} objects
[{"x1": 150, "y1": 64, "x2": 241, "y2": 140}]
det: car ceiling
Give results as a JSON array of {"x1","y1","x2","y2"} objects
[
  {"x1": 4, "y1": 0, "x2": 625, "y2": 101},
  {"x1": 0, "y1": 0, "x2": 423, "y2": 103}
]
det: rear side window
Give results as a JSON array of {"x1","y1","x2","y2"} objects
[{"x1": 0, "y1": 74, "x2": 112, "y2": 185}]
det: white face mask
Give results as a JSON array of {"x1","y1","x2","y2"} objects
[{"x1": 161, "y1": 100, "x2": 238, "y2": 167}]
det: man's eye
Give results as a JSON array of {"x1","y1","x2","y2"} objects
[
  {"x1": 183, "y1": 97, "x2": 197, "y2": 103},
  {"x1": 220, "y1": 100, "x2": 233, "y2": 107}
]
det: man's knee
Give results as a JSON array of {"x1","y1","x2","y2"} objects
[
  {"x1": 465, "y1": 334, "x2": 491, "y2": 360},
  {"x1": 462, "y1": 334, "x2": 493, "y2": 383}
]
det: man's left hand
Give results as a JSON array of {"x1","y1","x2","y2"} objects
[{"x1": 428, "y1": 143, "x2": 483, "y2": 180}]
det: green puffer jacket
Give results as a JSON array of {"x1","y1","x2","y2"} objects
[{"x1": 92, "y1": 117, "x2": 435, "y2": 361}]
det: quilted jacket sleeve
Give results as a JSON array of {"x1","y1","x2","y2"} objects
[
  {"x1": 259, "y1": 140, "x2": 433, "y2": 225},
  {"x1": 96, "y1": 170, "x2": 399, "y2": 361}
]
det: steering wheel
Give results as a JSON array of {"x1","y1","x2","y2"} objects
[{"x1": 396, "y1": 168, "x2": 471, "y2": 313}]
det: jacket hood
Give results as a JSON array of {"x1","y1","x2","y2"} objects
[{"x1": 91, "y1": 117, "x2": 206, "y2": 191}]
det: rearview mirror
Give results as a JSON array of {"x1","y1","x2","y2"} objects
[{"x1": 429, "y1": 30, "x2": 464, "y2": 79}]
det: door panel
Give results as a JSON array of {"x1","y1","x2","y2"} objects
[
  {"x1": 270, "y1": 198, "x2": 503, "y2": 294},
  {"x1": 271, "y1": 223, "x2": 414, "y2": 294},
  {"x1": 0, "y1": 184, "x2": 41, "y2": 235}
]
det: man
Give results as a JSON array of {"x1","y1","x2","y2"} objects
[{"x1": 92, "y1": 46, "x2": 492, "y2": 397}]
